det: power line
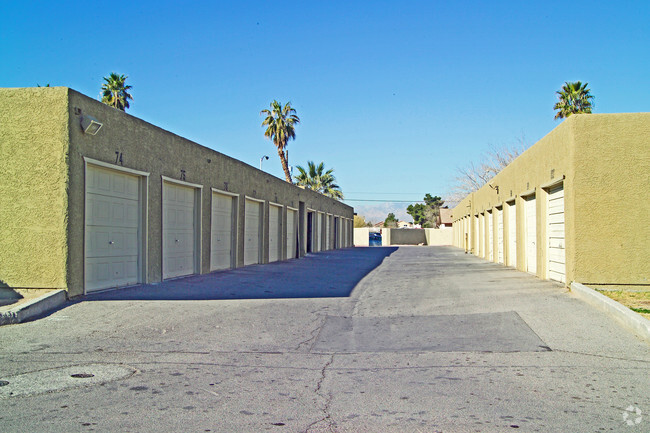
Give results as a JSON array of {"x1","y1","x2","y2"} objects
[{"x1": 342, "y1": 199, "x2": 424, "y2": 203}]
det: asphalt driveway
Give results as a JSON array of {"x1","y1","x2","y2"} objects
[{"x1": 0, "y1": 246, "x2": 648, "y2": 432}]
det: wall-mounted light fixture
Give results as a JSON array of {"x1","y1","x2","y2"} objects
[
  {"x1": 259, "y1": 155, "x2": 269, "y2": 170},
  {"x1": 80, "y1": 115, "x2": 103, "y2": 135},
  {"x1": 488, "y1": 183, "x2": 499, "y2": 194}
]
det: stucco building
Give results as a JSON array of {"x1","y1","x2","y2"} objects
[
  {"x1": 0, "y1": 87, "x2": 354, "y2": 297},
  {"x1": 451, "y1": 113, "x2": 650, "y2": 288}
]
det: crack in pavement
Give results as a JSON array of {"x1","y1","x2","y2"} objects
[
  {"x1": 305, "y1": 354, "x2": 336, "y2": 433},
  {"x1": 294, "y1": 315, "x2": 328, "y2": 352}
]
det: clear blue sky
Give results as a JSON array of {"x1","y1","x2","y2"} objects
[{"x1": 2, "y1": 1, "x2": 649, "y2": 222}]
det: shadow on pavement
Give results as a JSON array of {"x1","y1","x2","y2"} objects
[{"x1": 82, "y1": 247, "x2": 398, "y2": 302}]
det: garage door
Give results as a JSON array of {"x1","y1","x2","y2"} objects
[
  {"x1": 525, "y1": 195, "x2": 537, "y2": 274},
  {"x1": 211, "y1": 191, "x2": 235, "y2": 271},
  {"x1": 85, "y1": 164, "x2": 142, "y2": 292},
  {"x1": 244, "y1": 199, "x2": 262, "y2": 265},
  {"x1": 474, "y1": 215, "x2": 479, "y2": 256},
  {"x1": 487, "y1": 211, "x2": 494, "y2": 261},
  {"x1": 547, "y1": 184, "x2": 566, "y2": 283},
  {"x1": 507, "y1": 201, "x2": 517, "y2": 267},
  {"x1": 269, "y1": 204, "x2": 282, "y2": 262},
  {"x1": 163, "y1": 181, "x2": 197, "y2": 279},
  {"x1": 287, "y1": 208, "x2": 297, "y2": 259},
  {"x1": 497, "y1": 208, "x2": 504, "y2": 264},
  {"x1": 316, "y1": 212, "x2": 323, "y2": 252}
]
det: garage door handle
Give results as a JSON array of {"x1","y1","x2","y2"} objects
[
  {"x1": 108, "y1": 241, "x2": 114, "y2": 245},
  {"x1": 175, "y1": 239, "x2": 180, "y2": 243}
]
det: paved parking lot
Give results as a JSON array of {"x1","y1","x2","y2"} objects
[{"x1": 0, "y1": 246, "x2": 648, "y2": 432}]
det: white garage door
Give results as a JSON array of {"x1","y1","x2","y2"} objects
[
  {"x1": 85, "y1": 165, "x2": 142, "y2": 292},
  {"x1": 488, "y1": 211, "x2": 494, "y2": 261},
  {"x1": 497, "y1": 207, "x2": 504, "y2": 264},
  {"x1": 507, "y1": 201, "x2": 517, "y2": 267},
  {"x1": 547, "y1": 184, "x2": 566, "y2": 283},
  {"x1": 211, "y1": 191, "x2": 235, "y2": 271},
  {"x1": 474, "y1": 215, "x2": 479, "y2": 256},
  {"x1": 316, "y1": 213, "x2": 323, "y2": 252},
  {"x1": 287, "y1": 208, "x2": 297, "y2": 259},
  {"x1": 478, "y1": 214, "x2": 480, "y2": 257},
  {"x1": 244, "y1": 199, "x2": 262, "y2": 265},
  {"x1": 269, "y1": 204, "x2": 282, "y2": 262},
  {"x1": 525, "y1": 195, "x2": 537, "y2": 274},
  {"x1": 163, "y1": 181, "x2": 197, "y2": 279}
]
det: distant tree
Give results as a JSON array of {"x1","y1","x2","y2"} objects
[
  {"x1": 354, "y1": 215, "x2": 372, "y2": 228},
  {"x1": 261, "y1": 100, "x2": 300, "y2": 183},
  {"x1": 101, "y1": 72, "x2": 133, "y2": 111},
  {"x1": 294, "y1": 161, "x2": 343, "y2": 200},
  {"x1": 37, "y1": 83, "x2": 50, "y2": 87},
  {"x1": 384, "y1": 213, "x2": 398, "y2": 228},
  {"x1": 406, "y1": 194, "x2": 444, "y2": 228},
  {"x1": 447, "y1": 137, "x2": 528, "y2": 204},
  {"x1": 554, "y1": 81, "x2": 594, "y2": 120}
]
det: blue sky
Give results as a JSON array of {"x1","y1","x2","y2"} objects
[{"x1": 2, "y1": 1, "x2": 649, "y2": 222}]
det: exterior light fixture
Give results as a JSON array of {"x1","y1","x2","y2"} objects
[
  {"x1": 260, "y1": 155, "x2": 269, "y2": 170},
  {"x1": 80, "y1": 115, "x2": 103, "y2": 135}
]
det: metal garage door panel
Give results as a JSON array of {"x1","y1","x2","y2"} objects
[
  {"x1": 507, "y1": 203, "x2": 517, "y2": 267},
  {"x1": 497, "y1": 208, "x2": 504, "y2": 264},
  {"x1": 525, "y1": 196, "x2": 537, "y2": 274},
  {"x1": 85, "y1": 165, "x2": 141, "y2": 292},
  {"x1": 269, "y1": 205, "x2": 281, "y2": 262},
  {"x1": 474, "y1": 215, "x2": 479, "y2": 256},
  {"x1": 211, "y1": 192, "x2": 233, "y2": 271},
  {"x1": 163, "y1": 182, "x2": 196, "y2": 279},
  {"x1": 244, "y1": 199, "x2": 261, "y2": 265},
  {"x1": 287, "y1": 209, "x2": 296, "y2": 259},
  {"x1": 316, "y1": 213, "x2": 322, "y2": 251},
  {"x1": 547, "y1": 185, "x2": 565, "y2": 283},
  {"x1": 488, "y1": 211, "x2": 494, "y2": 261}
]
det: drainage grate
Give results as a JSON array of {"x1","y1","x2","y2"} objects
[
  {"x1": 0, "y1": 380, "x2": 9, "y2": 387},
  {"x1": 70, "y1": 373, "x2": 94, "y2": 379}
]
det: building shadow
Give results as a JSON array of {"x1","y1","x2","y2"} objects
[{"x1": 82, "y1": 247, "x2": 398, "y2": 302}]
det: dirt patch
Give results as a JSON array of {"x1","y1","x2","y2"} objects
[{"x1": 594, "y1": 289, "x2": 650, "y2": 320}]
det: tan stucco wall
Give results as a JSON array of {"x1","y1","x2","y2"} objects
[
  {"x1": 452, "y1": 113, "x2": 650, "y2": 286},
  {"x1": 65, "y1": 89, "x2": 352, "y2": 296},
  {"x1": 0, "y1": 87, "x2": 70, "y2": 289},
  {"x1": 571, "y1": 114, "x2": 650, "y2": 285}
]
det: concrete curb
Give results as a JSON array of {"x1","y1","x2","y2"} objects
[
  {"x1": 570, "y1": 282, "x2": 650, "y2": 344},
  {"x1": 0, "y1": 289, "x2": 67, "y2": 326}
]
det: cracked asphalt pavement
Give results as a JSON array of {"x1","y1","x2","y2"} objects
[{"x1": 0, "y1": 246, "x2": 648, "y2": 432}]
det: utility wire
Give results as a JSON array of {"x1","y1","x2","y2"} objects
[{"x1": 342, "y1": 199, "x2": 425, "y2": 203}]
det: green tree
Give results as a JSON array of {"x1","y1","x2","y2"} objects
[
  {"x1": 384, "y1": 212, "x2": 398, "y2": 228},
  {"x1": 261, "y1": 100, "x2": 300, "y2": 183},
  {"x1": 294, "y1": 161, "x2": 343, "y2": 200},
  {"x1": 406, "y1": 194, "x2": 444, "y2": 228},
  {"x1": 354, "y1": 215, "x2": 372, "y2": 228},
  {"x1": 101, "y1": 73, "x2": 133, "y2": 111},
  {"x1": 554, "y1": 81, "x2": 594, "y2": 120}
]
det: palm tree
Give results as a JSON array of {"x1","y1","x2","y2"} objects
[
  {"x1": 554, "y1": 81, "x2": 594, "y2": 119},
  {"x1": 101, "y1": 72, "x2": 133, "y2": 111},
  {"x1": 260, "y1": 100, "x2": 300, "y2": 183},
  {"x1": 294, "y1": 161, "x2": 344, "y2": 200}
]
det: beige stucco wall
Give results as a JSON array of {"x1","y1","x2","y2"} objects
[
  {"x1": 571, "y1": 114, "x2": 650, "y2": 285},
  {"x1": 452, "y1": 113, "x2": 650, "y2": 287},
  {"x1": 0, "y1": 87, "x2": 70, "y2": 289},
  {"x1": 353, "y1": 228, "x2": 370, "y2": 246},
  {"x1": 424, "y1": 228, "x2": 453, "y2": 246}
]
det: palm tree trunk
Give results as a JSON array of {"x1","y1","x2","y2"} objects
[{"x1": 277, "y1": 147, "x2": 293, "y2": 183}]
